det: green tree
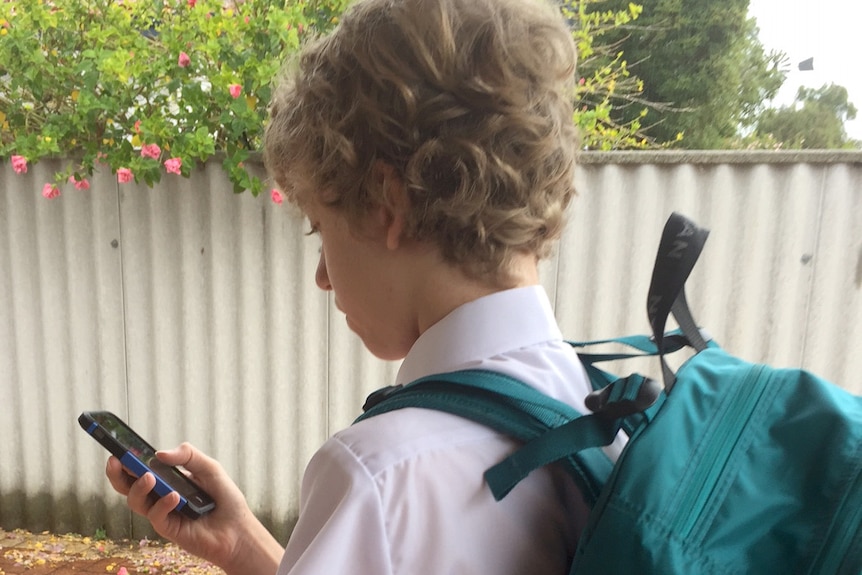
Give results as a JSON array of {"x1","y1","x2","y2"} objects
[
  {"x1": 755, "y1": 83, "x2": 859, "y2": 149},
  {"x1": 564, "y1": 0, "x2": 652, "y2": 150},
  {"x1": 591, "y1": 0, "x2": 785, "y2": 148}
]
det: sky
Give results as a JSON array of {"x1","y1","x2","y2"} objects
[{"x1": 747, "y1": 0, "x2": 861, "y2": 140}]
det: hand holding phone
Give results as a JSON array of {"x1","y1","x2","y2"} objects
[{"x1": 79, "y1": 411, "x2": 216, "y2": 519}]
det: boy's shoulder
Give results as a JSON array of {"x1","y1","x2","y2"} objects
[{"x1": 326, "y1": 406, "x2": 516, "y2": 479}]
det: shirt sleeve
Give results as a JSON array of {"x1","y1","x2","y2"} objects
[{"x1": 277, "y1": 436, "x2": 393, "y2": 575}]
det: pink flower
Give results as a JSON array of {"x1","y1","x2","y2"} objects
[
  {"x1": 11, "y1": 155, "x2": 28, "y2": 174},
  {"x1": 164, "y1": 157, "x2": 182, "y2": 175},
  {"x1": 118, "y1": 568, "x2": 129, "y2": 575},
  {"x1": 229, "y1": 84, "x2": 242, "y2": 99},
  {"x1": 178, "y1": 51, "x2": 190, "y2": 68},
  {"x1": 68, "y1": 176, "x2": 90, "y2": 190},
  {"x1": 117, "y1": 168, "x2": 133, "y2": 183},
  {"x1": 270, "y1": 189, "x2": 284, "y2": 204},
  {"x1": 187, "y1": 0, "x2": 196, "y2": 7},
  {"x1": 140, "y1": 143, "x2": 161, "y2": 159},
  {"x1": 42, "y1": 183, "x2": 61, "y2": 199}
]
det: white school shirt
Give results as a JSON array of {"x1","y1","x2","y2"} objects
[{"x1": 278, "y1": 285, "x2": 621, "y2": 575}]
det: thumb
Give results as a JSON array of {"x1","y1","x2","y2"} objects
[
  {"x1": 156, "y1": 442, "x2": 244, "y2": 508},
  {"x1": 156, "y1": 442, "x2": 217, "y2": 476}
]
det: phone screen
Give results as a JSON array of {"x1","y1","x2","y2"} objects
[{"x1": 79, "y1": 411, "x2": 216, "y2": 518}]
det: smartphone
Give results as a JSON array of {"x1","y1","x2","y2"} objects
[{"x1": 78, "y1": 411, "x2": 216, "y2": 519}]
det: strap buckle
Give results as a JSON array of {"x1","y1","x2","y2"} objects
[{"x1": 362, "y1": 385, "x2": 404, "y2": 412}]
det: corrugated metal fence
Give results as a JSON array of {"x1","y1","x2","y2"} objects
[{"x1": 1, "y1": 151, "x2": 860, "y2": 541}]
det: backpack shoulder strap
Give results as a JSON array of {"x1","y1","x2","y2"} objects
[{"x1": 356, "y1": 369, "x2": 617, "y2": 505}]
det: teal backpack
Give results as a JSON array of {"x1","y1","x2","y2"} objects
[{"x1": 357, "y1": 213, "x2": 862, "y2": 575}]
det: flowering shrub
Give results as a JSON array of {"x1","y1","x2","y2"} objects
[
  {"x1": 0, "y1": 0, "x2": 347, "y2": 198},
  {"x1": 2, "y1": 0, "x2": 648, "y2": 201}
]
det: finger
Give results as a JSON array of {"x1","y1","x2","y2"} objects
[
  {"x1": 147, "y1": 489, "x2": 182, "y2": 529},
  {"x1": 106, "y1": 456, "x2": 134, "y2": 495},
  {"x1": 125, "y1": 472, "x2": 158, "y2": 516}
]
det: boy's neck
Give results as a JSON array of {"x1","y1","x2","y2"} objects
[{"x1": 414, "y1": 251, "x2": 540, "y2": 336}]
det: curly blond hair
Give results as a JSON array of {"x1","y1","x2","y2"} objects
[{"x1": 264, "y1": 0, "x2": 578, "y2": 281}]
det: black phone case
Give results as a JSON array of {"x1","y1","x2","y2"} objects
[{"x1": 78, "y1": 411, "x2": 215, "y2": 519}]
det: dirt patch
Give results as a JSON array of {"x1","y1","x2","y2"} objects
[{"x1": 0, "y1": 528, "x2": 224, "y2": 574}]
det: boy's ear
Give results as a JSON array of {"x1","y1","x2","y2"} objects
[{"x1": 372, "y1": 161, "x2": 410, "y2": 251}]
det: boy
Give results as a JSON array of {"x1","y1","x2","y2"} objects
[{"x1": 106, "y1": 0, "x2": 617, "y2": 572}]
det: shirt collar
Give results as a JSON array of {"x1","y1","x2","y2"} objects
[{"x1": 396, "y1": 285, "x2": 563, "y2": 385}]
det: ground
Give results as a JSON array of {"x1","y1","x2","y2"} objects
[{"x1": 0, "y1": 528, "x2": 224, "y2": 575}]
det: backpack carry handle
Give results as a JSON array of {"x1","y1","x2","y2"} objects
[{"x1": 647, "y1": 213, "x2": 710, "y2": 391}]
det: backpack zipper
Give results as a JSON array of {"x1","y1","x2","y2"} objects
[
  {"x1": 808, "y1": 462, "x2": 862, "y2": 574},
  {"x1": 671, "y1": 363, "x2": 770, "y2": 539}
]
